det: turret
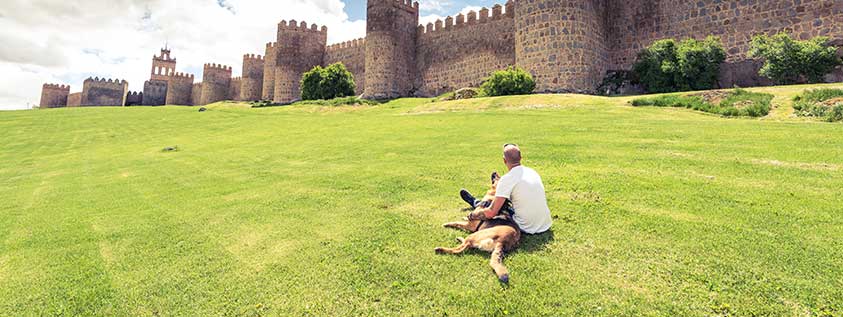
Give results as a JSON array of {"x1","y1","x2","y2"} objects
[
  {"x1": 263, "y1": 42, "x2": 278, "y2": 101},
  {"x1": 514, "y1": 0, "x2": 609, "y2": 93},
  {"x1": 200, "y1": 63, "x2": 233, "y2": 105},
  {"x1": 241, "y1": 54, "x2": 265, "y2": 101},
  {"x1": 165, "y1": 72, "x2": 195, "y2": 106},
  {"x1": 151, "y1": 48, "x2": 177, "y2": 81},
  {"x1": 39, "y1": 83, "x2": 70, "y2": 108},
  {"x1": 363, "y1": 0, "x2": 420, "y2": 99},
  {"x1": 273, "y1": 20, "x2": 327, "y2": 103}
]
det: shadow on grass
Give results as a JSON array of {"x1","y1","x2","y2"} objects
[{"x1": 517, "y1": 230, "x2": 555, "y2": 253}]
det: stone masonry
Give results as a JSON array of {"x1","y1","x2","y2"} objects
[{"x1": 42, "y1": 0, "x2": 842, "y2": 107}]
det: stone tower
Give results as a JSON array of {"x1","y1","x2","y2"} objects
[
  {"x1": 514, "y1": 0, "x2": 609, "y2": 93},
  {"x1": 363, "y1": 0, "x2": 419, "y2": 99},
  {"x1": 200, "y1": 63, "x2": 232, "y2": 105},
  {"x1": 166, "y1": 72, "x2": 195, "y2": 106},
  {"x1": 241, "y1": 54, "x2": 265, "y2": 101},
  {"x1": 262, "y1": 42, "x2": 277, "y2": 101},
  {"x1": 274, "y1": 20, "x2": 327, "y2": 103},
  {"x1": 151, "y1": 48, "x2": 177, "y2": 81},
  {"x1": 40, "y1": 84, "x2": 70, "y2": 108}
]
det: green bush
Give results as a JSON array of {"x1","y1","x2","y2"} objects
[
  {"x1": 748, "y1": 32, "x2": 841, "y2": 84},
  {"x1": 633, "y1": 36, "x2": 726, "y2": 93},
  {"x1": 792, "y1": 88, "x2": 843, "y2": 122},
  {"x1": 480, "y1": 67, "x2": 536, "y2": 97},
  {"x1": 293, "y1": 96, "x2": 378, "y2": 107},
  {"x1": 300, "y1": 63, "x2": 356, "y2": 101},
  {"x1": 631, "y1": 89, "x2": 773, "y2": 117}
]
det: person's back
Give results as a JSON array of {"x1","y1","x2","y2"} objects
[{"x1": 495, "y1": 165, "x2": 552, "y2": 234}]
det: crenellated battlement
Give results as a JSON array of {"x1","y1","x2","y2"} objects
[
  {"x1": 170, "y1": 72, "x2": 195, "y2": 80},
  {"x1": 84, "y1": 77, "x2": 128, "y2": 84},
  {"x1": 370, "y1": 0, "x2": 419, "y2": 13},
  {"x1": 420, "y1": 1, "x2": 513, "y2": 35},
  {"x1": 278, "y1": 20, "x2": 328, "y2": 34},
  {"x1": 244, "y1": 54, "x2": 264, "y2": 61},
  {"x1": 43, "y1": 83, "x2": 70, "y2": 91},
  {"x1": 204, "y1": 63, "x2": 233, "y2": 72},
  {"x1": 327, "y1": 38, "x2": 366, "y2": 51},
  {"x1": 266, "y1": 42, "x2": 277, "y2": 49}
]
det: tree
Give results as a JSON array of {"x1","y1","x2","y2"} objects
[
  {"x1": 633, "y1": 36, "x2": 726, "y2": 93},
  {"x1": 300, "y1": 63, "x2": 356, "y2": 101},
  {"x1": 480, "y1": 67, "x2": 536, "y2": 97},
  {"x1": 748, "y1": 32, "x2": 841, "y2": 84}
]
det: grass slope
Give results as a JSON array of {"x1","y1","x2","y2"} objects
[{"x1": 1, "y1": 85, "x2": 842, "y2": 316}]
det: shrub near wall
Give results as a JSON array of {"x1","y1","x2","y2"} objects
[
  {"x1": 480, "y1": 67, "x2": 536, "y2": 97},
  {"x1": 748, "y1": 33, "x2": 841, "y2": 85},
  {"x1": 300, "y1": 63, "x2": 356, "y2": 101},
  {"x1": 633, "y1": 36, "x2": 726, "y2": 93}
]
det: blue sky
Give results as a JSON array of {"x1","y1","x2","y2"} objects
[{"x1": 344, "y1": 0, "x2": 505, "y2": 20}]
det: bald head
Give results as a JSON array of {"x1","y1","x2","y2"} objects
[{"x1": 503, "y1": 144, "x2": 522, "y2": 166}]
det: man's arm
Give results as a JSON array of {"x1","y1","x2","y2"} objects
[{"x1": 469, "y1": 196, "x2": 507, "y2": 220}]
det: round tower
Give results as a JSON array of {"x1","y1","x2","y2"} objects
[
  {"x1": 514, "y1": 0, "x2": 609, "y2": 93},
  {"x1": 263, "y1": 42, "x2": 277, "y2": 101},
  {"x1": 274, "y1": 20, "x2": 327, "y2": 103},
  {"x1": 363, "y1": 0, "x2": 419, "y2": 99},
  {"x1": 200, "y1": 63, "x2": 232, "y2": 105},
  {"x1": 241, "y1": 54, "x2": 265, "y2": 101}
]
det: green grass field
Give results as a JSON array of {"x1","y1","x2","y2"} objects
[{"x1": 2, "y1": 84, "x2": 842, "y2": 316}]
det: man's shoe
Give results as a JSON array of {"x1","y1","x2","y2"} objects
[{"x1": 460, "y1": 189, "x2": 477, "y2": 208}]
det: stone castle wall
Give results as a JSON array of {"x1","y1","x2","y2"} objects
[
  {"x1": 39, "y1": 84, "x2": 70, "y2": 108},
  {"x1": 81, "y1": 77, "x2": 128, "y2": 106},
  {"x1": 416, "y1": 4, "x2": 515, "y2": 96},
  {"x1": 143, "y1": 80, "x2": 168, "y2": 106},
  {"x1": 42, "y1": 0, "x2": 843, "y2": 106},
  {"x1": 364, "y1": 0, "x2": 419, "y2": 99},
  {"x1": 607, "y1": 0, "x2": 843, "y2": 87},
  {"x1": 166, "y1": 72, "x2": 195, "y2": 106},
  {"x1": 262, "y1": 43, "x2": 278, "y2": 101},
  {"x1": 200, "y1": 63, "x2": 232, "y2": 105},
  {"x1": 325, "y1": 39, "x2": 367, "y2": 95},
  {"x1": 229, "y1": 77, "x2": 243, "y2": 101},
  {"x1": 274, "y1": 21, "x2": 327, "y2": 103},
  {"x1": 67, "y1": 92, "x2": 82, "y2": 107},
  {"x1": 241, "y1": 54, "x2": 264, "y2": 101},
  {"x1": 191, "y1": 83, "x2": 203, "y2": 106},
  {"x1": 126, "y1": 91, "x2": 144, "y2": 106}
]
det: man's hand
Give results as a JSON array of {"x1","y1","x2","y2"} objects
[{"x1": 468, "y1": 208, "x2": 492, "y2": 221}]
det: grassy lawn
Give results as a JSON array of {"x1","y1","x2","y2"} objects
[{"x1": 1, "y1": 84, "x2": 842, "y2": 316}]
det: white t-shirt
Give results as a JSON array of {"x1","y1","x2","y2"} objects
[{"x1": 495, "y1": 166, "x2": 552, "y2": 234}]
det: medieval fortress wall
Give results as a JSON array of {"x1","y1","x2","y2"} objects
[{"x1": 40, "y1": 0, "x2": 842, "y2": 108}]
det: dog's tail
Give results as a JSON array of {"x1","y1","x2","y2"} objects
[{"x1": 490, "y1": 243, "x2": 509, "y2": 283}]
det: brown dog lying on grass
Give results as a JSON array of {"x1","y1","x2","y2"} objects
[{"x1": 436, "y1": 172, "x2": 521, "y2": 283}]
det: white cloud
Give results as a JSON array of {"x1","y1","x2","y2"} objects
[{"x1": 0, "y1": 0, "x2": 366, "y2": 110}]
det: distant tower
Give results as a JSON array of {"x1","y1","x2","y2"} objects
[
  {"x1": 274, "y1": 20, "x2": 327, "y2": 103},
  {"x1": 263, "y1": 42, "x2": 277, "y2": 101},
  {"x1": 514, "y1": 0, "x2": 609, "y2": 93},
  {"x1": 363, "y1": 0, "x2": 419, "y2": 99},
  {"x1": 200, "y1": 63, "x2": 232, "y2": 105},
  {"x1": 151, "y1": 48, "x2": 177, "y2": 81},
  {"x1": 39, "y1": 84, "x2": 70, "y2": 108},
  {"x1": 241, "y1": 54, "x2": 265, "y2": 101}
]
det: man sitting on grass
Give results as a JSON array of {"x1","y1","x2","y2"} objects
[{"x1": 460, "y1": 144, "x2": 552, "y2": 234}]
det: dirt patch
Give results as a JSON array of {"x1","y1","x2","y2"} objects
[
  {"x1": 819, "y1": 97, "x2": 843, "y2": 107},
  {"x1": 691, "y1": 91, "x2": 730, "y2": 104}
]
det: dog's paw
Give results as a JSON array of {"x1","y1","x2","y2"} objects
[
  {"x1": 434, "y1": 247, "x2": 446, "y2": 254},
  {"x1": 498, "y1": 274, "x2": 510, "y2": 284}
]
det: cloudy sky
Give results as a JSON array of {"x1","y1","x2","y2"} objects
[{"x1": 0, "y1": 0, "x2": 504, "y2": 110}]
